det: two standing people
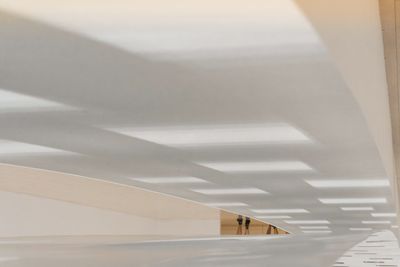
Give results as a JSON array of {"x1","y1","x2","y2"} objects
[
  {"x1": 236, "y1": 215, "x2": 279, "y2": 235},
  {"x1": 236, "y1": 215, "x2": 251, "y2": 235}
]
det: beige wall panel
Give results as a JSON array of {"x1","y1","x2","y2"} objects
[
  {"x1": 0, "y1": 190, "x2": 219, "y2": 237},
  {"x1": 0, "y1": 164, "x2": 220, "y2": 237},
  {"x1": 0, "y1": 164, "x2": 218, "y2": 220}
]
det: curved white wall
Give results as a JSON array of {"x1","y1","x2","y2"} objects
[{"x1": 295, "y1": 0, "x2": 394, "y2": 179}]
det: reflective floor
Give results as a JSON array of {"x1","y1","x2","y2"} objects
[{"x1": 0, "y1": 232, "x2": 396, "y2": 267}]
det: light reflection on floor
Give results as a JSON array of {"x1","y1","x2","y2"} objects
[
  {"x1": 333, "y1": 231, "x2": 400, "y2": 267},
  {"x1": 0, "y1": 232, "x2": 395, "y2": 267}
]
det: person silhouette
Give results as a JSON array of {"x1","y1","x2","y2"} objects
[
  {"x1": 244, "y1": 217, "x2": 251, "y2": 235},
  {"x1": 236, "y1": 215, "x2": 243, "y2": 235},
  {"x1": 266, "y1": 224, "x2": 279, "y2": 235}
]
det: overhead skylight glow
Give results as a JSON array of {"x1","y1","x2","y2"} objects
[
  {"x1": 198, "y1": 161, "x2": 312, "y2": 172},
  {"x1": 319, "y1": 198, "x2": 387, "y2": 204},
  {"x1": 349, "y1": 228, "x2": 372, "y2": 231},
  {"x1": 251, "y1": 209, "x2": 309, "y2": 214},
  {"x1": 255, "y1": 215, "x2": 291, "y2": 219},
  {"x1": 284, "y1": 220, "x2": 330, "y2": 225},
  {"x1": 0, "y1": 88, "x2": 72, "y2": 112},
  {"x1": 362, "y1": 221, "x2": 391, "y2": 224},
  {"x1": 371, "y1": 213, "x2": 397, "y2": 218},
  {"x1": 302, "y1": 230, "x2": 331, "y2": 234},
  {"x1": 305, "y1": 179, "x2": 390, "y2": 188},
  {"x1": 109, "y1": 124, "x2": 311, "y2": 147},
  {"x1": 191, "y1": 188, "x2": 268, "y2": 195},
  {"x1": 341, "y1": 207, "x2": 374, "y2": 211},
  {"x1": 0, "y1": 140, "x2": 72, "y2": 155},
  {"x1": 205, "y1": 202, "x2": 248, "y2": 207},
  {"x1": 131, "y1": 177, "x2": 208, "y2": 184},
  {"x1": 300, "y1": 226, "x2": 330, "y2": 230}
]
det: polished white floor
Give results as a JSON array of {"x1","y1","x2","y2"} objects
[{"x1": 0, "y1": 231, "x2": 396, "y2": 267}]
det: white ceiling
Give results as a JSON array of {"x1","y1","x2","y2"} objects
[{"x1": 0, "y1": 0, "x2": 396, "y2": 235}]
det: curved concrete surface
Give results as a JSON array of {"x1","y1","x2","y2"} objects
[{"x1": 0, "y1": 0, "x2": 397, "y2": 266}]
